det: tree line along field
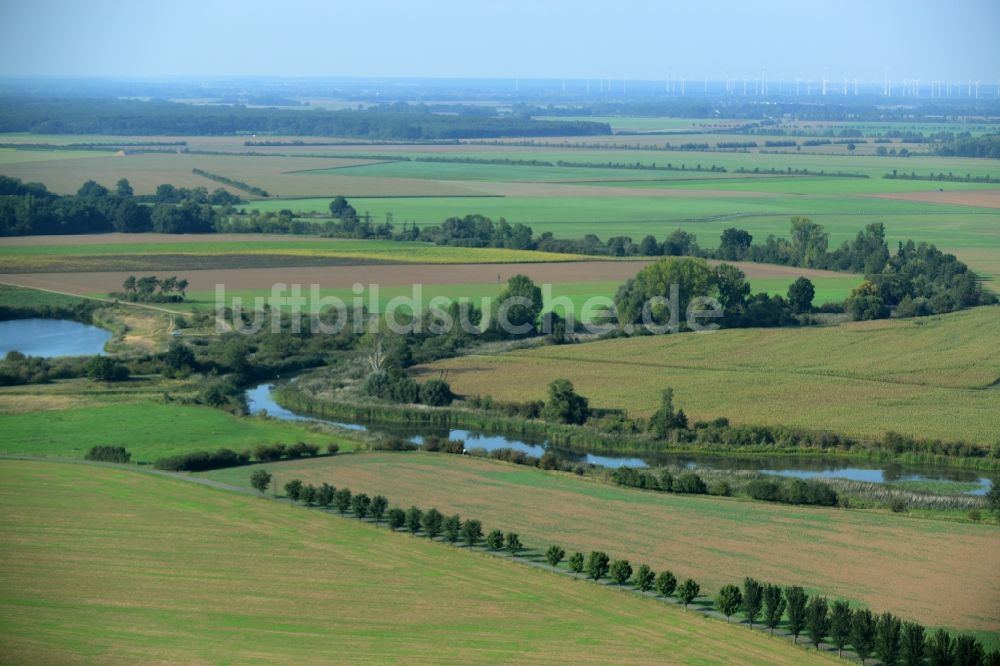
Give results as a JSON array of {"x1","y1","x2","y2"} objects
[
  {"x1": 0, "y1": 460, "x2": 832, "y2": 665},
  {"x1": 201, "y1": 451, "x2": 1000, "y2": 638},
  {"x1": 2, "y1": 127, "x2": 998, "y2": 282},
  {"x1": 415, "y1": 306, "x2": 1000, "y2": 444}
]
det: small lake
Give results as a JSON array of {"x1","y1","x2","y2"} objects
[
  {"x1": 247, "y1": 382, "x2": 994, "y2": 495},
  {"x1": 0, "y1": 318, "x2": 111, "y2": 358}
]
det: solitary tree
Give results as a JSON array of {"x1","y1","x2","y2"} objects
[
  {"x1": 787, "y1": 277, "x2": 816, "y2": 314},
  {"x1": 805, "y1": 596, "x2": 830, "y2": 651},
  {"x1": 901, "y1": 622, "x2": 926, "y2": 666},
  {"x1": 762, "y1": 584, "x2": 786, "y2": 636},
  {"x1": 370, "y1": 495, "x2": 388, "y2": 524},
  {"x1": 351, "y1": 493, "x2": 371, "y2": 520},
  {"x1": 422, "y1": 508, "x2": 444, "y2": 538},
  {"x1": 634, "y1": 565, "x2": 655, "y2": 592},
  {"x1": 545, "y1": 545, "x2": 565, "y2": 567},
  {"x1": 443, "y1": 514, "x2": 462, "y2": 543},
  {"x1": 485, "y1": 529, "x2": 504, "y2": 551},
  {"x1": 461, "y1": 519, "x2": 482, "y2": 547},
  {"x1": 540, "y1": 379, "x2": 590, "y2": 425},
  {"x1": 505, "y1": 532, "x2": 522, "y2": 556},
  {"x1": 678, "y1": 578, "x2": 700, "y2": 610},
  {"x1": 284, "y1": 479, "x2": 303, "y2": 501},
  {"x1": 716, "y1": 584, "x2": 743, "y2": 622},
  {"x1": 648, "y1": 387, "x2": 688, "y2": 437},
  {"x1": 492, "y1": 274, "x2": 543, "y2": 337},
  {"x1": 876, "y1": 612, "x2": 903, "y2": 666},
  {"x1": 656, "y1": 571, "x2": 677, "y2": 597},
  {"x1": 250, "y1": 469, "x2": 272, "y2": 494},
  {"x1": 387, "y1": 507, "x2": 406, "y2": 530},
  {"x1": 405, "y1": 506, "x2": 423, "y2": 534},
  {"x1": 829, "y1": 600, "x2": 853, "y2": 657},
  {"x1": 852, "y1": 608, "x2": 878, "y2": 664},
  {"x1": 785, "y1": 586, "x2": 808, "y2": 643},
  {"x1": 927, "y1": 628, "x2": 954, "y2": 666},
  {"x1": 609, "y1": 559, "x2": 633, "y2": 586},
  {"x1": 585, "y1": 551, "x2": 610, "y2": 580},
  {"x1": 742, "y1": 577, "x2": 763, "y2": 628},
  {"x1": 568, "y1": 552, "x2": 585, "y2": 573},
  {"x1": 334, "y1": 488, "x2": 352, "y2": 515}
]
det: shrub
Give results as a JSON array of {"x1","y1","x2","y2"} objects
[
  {"x1": 673, "y1": 472, "x2": 707, "y2": 494},
  {"x1": 84, "y1": 446, "x2": 131, "y2": 464},
  {"x1": 154, "y1": 448, "x2": 247, "y2": 472},
  {"x1": 708, "y1": 480, "x2": 732, "y2": 496},
  {"x1": 419, "y1": 379, "x2": 454, "y2": 406},
  {"x1": 86, "y1": 356, "x2": 129, "y2": 382},
  {"x1": 253, "y1": 443, "x2": 287, "y2": 462},
  {"x1": 326, "y1": 442, "x2": 340, "y2": 455}
]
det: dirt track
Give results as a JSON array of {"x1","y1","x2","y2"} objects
[{"x1": 0, "y1": 260, "x2": 847, "y2": 294}]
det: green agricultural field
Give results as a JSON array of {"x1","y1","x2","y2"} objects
[
  {"x1": 203, "y1": 451, "x2": 1000, "y2": 637},
  {"x1": 417, "y1": 306, "x2": 1000, "y2": 444},
  {"x1": 0, "y1": 237, "x2": 589, "y2": 272},
  {"x1": 247, "y1": 200, "x2": 1000, "y2": 290},
  {"x1": 0, "y1": 399, "x2": 346, "y2": 462},
  {"x1": 0, "y1": 460, "x2": 831, "y2": 665}
]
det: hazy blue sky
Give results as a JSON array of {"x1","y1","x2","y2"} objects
[{"x1": 1, "y1": 0, "x2": 998, "y2": 82}]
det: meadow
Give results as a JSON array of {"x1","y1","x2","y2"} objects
[
  {"x1": 0, "y1": 396, "x2": 345, "y2": 462},
  {"x1": 416, "y1": 306, "x2": 1000, "y2": 444},
  {"x1": 0, "y1": 460, "x2": 832, "y2": 665},
  {"x1": 202, "y1": 451, "x2": 1000, "y2": 636}
]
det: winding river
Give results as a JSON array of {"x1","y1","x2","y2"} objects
[{"x1": 247, "y1": 383, "x2": 994, "y2": 495}]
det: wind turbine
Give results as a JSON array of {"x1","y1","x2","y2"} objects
[
  {"x1": 854, "y1": 78, "x2": 858, "y2": 95},
  {"x1": 795, "y1": 78, "x2": 801, "y2": 96},
  {"x1": 806, "y1": 77, "x2": 811, "y2": 95},
  {"x1": 975, "y1": 81, "x2": 980, "y2": 98},
  {"x1": 843, "y1": 78, "x2": 848, "y2": 95},
  {"x1": 821, "y1": 78, "x2": 827, "y2": 95},
  {"x1": 680, "y1": 78, "x2": 686, "y2": 95}
]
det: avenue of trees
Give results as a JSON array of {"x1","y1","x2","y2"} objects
[
  {"x1": 112, "y1": 275, "x2": 189, "y2": 303},
  {"x1": 265, "y1": 471, "x2": 1000, "y2": 665}
]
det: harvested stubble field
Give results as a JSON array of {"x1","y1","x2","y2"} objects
[
  {"x1": 203, "y1": 452, "x2": 1000, "y2": 635},
  {"x1": 416, "y1": 306, "x2": 1000, "y2": 444},
  {"x1": 0, "y1": 460, "x2": 831, "y2": 665}
]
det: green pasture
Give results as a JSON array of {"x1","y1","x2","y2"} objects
[{"x1": 0, "y1": 460, "x2": 829, "y2": 664}]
